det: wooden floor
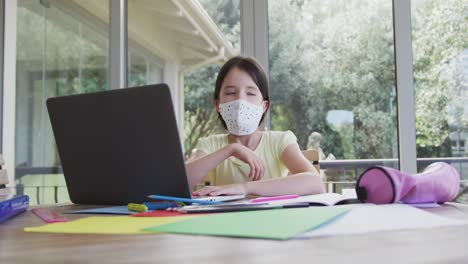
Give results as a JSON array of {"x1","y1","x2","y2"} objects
[{"x1": 1, "y1": 203, "x2": 468, "y2": 264}]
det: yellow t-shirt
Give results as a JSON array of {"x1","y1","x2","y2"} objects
[{"x1": 197, "y1": 130, "x2": 298, "y2": 185}]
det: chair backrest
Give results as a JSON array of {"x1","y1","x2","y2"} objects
[
  {"x1": 301, "y1": 149, "x2": 320, "y2": 172},
  {"x1": 190, "y1": 148, "x2": 212, "y2": 188}
]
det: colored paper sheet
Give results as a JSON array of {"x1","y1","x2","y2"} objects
[
  {"x1": 144, "y1": 207, "x2": 349, "y2": 240},
  {"x1": 24, "y1": 215, "x2": 197, "y2": 234},
  {"x1": 403, "y1": 202, "x2": 441, "y2": 208},
  {"x1": 65, "y1": 206, "x2": 135, "y2": 215},
  {"x1": 132, "y1": 210, "x2": 188, "y2": 217},
  {"x1": 298, "y1": 204, "x2": 466, "y2": 238}
]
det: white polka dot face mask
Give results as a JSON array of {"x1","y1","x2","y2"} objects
[{"x1": 219, "y1": 99, "x2": 264, "y2": 136}]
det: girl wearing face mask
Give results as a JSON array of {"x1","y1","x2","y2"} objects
[{"x1": 186, "y1": 56, "x2": 324, "y2": 196}]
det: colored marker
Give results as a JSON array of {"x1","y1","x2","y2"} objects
[
  {"x1": 147, "y1": 194, "x2": 223, "y2": 205},
  {"x1": 127, "y1": 203, "x2": 148, "y2": 212}
]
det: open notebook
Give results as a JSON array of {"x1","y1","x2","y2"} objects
[
  {"x1": 265, "y1": 192, "x2": 360, "y2": 206},
  {"x1": 175, "y1": 193, "x2": 360, "y2": 213}
]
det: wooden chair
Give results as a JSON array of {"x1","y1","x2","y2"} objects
[
  {"x1": 301, "y1": 149, "x2": 320, "y2": 173},
  {"x1": 189, "y1": 148, "x2": 212, "y2": 189},
  {"x1": 302, "y1": 149, "x2": 333, "y2": 192}
]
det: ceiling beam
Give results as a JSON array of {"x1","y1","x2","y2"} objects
[
  {"x1": 159, "y1": 21, "x2": 199, "y2": 37},
  {"x1": 171, "y1": 0, "x2": 218, "y2": 52}
]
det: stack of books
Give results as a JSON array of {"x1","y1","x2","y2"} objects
[
  {"x1": 0, "y1": 194, "x2": 29, "y2": 223},
  {"x1": 0, "y1": 154, "x2": 9, "y2": 192},
  {"x1": 0, "y1": 154, "x2": 29, "y2": 223}
]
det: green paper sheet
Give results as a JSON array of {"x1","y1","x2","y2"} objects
[
  {"x1": 24, "y1": 215, "x2": 198, "y2": 235},
  {"x1": 144, "y1": 207, "x2": 349, "y2": 240}
]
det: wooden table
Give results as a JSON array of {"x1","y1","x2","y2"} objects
[{"x1": 1, "y1": 203, "x2": 468, "y2": 264}]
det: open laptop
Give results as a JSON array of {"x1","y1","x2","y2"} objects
[{"x1": 47, "y1": 84, "x2": 244, "y2": 205}]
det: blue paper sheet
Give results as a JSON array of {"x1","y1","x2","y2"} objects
[{"x1": 65, "y1": 205, "x2": 135, "y2": 215}]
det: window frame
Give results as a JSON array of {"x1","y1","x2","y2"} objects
[{"x1": 1, "y1": 0, "x2": 453, "y2": 183}]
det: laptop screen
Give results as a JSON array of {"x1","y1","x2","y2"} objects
[{"x1": 47, "y1": 84, "x2": 191, "y2": 205}]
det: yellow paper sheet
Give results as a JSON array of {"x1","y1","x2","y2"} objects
[{"x1": 24, "y1": 215, "x2": 196, "y2": 235}]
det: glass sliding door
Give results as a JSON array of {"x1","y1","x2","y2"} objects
[
  {"x1": 411, "y1": 0, "x2": 468, "y2": 202},
  {"x1": 15, "y1": 0, "x2": 109, "y2": 205},
  {"x1": 268, "y1": 0, "x2": 397, "y2": 192},
  {"x1": 127, "y1": 0, "x2": 240, "y2": 160}
]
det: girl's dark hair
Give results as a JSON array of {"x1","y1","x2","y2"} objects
[{"x1": 214, "y1": 56, "x2": 270, "y2": 130}]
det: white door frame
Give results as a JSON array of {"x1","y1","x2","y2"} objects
[
  {"x1": 393, "y1": 0, "x2": 417, "y2": 173},
  {"x1": 109, "y1": 0, "x2": 128, "y2": 89},
  {"x1": 2, "y1": 0, "x2": 17, "y2": 183}
]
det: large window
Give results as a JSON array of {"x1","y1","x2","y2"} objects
[
  {"x1": 412, "y1": 0, "x2": 468, "y2": 195},
  {"x1": 268, "y1": 0, "x2": 397, "y2": 191},
  {"x1": 7, "y1": 0, "x2": 466, "y2": 204},
  {"x1": 128, "y1": 49, "x2": 164, "y2": 87},
  {"x1": 127, "y1": 0, "x2": 240, "y2": 159},
  {"x1": 183, "y1": 0, "x2": 240, "y2": 159},
  {"x1": 126, "y1": 0, "x2": 165, "y2": 88},
  {"x1": 15, "y1": 0, "x2": 109, "y2": 204},
  {"x1": 13, "y1": 0, "x2": 239, "y2": 204}
]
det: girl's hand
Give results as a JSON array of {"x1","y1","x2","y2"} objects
[
  {"x1": 230, "y1": 143, "x2": 265, "y2": 181},
  {"x1": 192, "y1": 183, "x2": 248, "y2": 196}
]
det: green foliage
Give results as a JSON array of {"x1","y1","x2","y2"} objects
[
  {"x1": 412, "y1": 0, "x2": 467, "y2": 157},
  {"x1": 183, "y1": 1, "x2": 240, "y2": 158},
  {"x1": 266, "y1": 0, "x2": 467, "y2": 159},
  {"x1": 185, "y1": 65, "x2": 220, "y2": 113},
  {"x1": 19, "y1": 0, "x2": 467, "y2": 161},
  {"x1": 269, "y1": 0, "x2": 396, "y2": 159},
  {"x1": 199, "y1": 0, "x2": 240, "y2": 50},
  {"x1": 270, "y1": 105, "x2": 290, "y2": 130},
  {"x1": 128, "y1": 72, "x2": 147, "y2": 87},
  {"x1": 336, "y1": 125, "x2": 355, "y2": 159},
  {"x1": 17, "y1": 3, "x2": 108, "y2": 96},
  {"x1": 184, "y1": 65, "x2": 225, "y2": 158}
]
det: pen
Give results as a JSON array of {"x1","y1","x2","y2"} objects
[
  {"x1": 250, "y1": 194, "x2": 299, "y2": 203},
  {"x1": 144, "y1": 202, "x2": 180, "y2": 210},
  {"x1": 147, "y1": 194, "x2": 223, "y2": 205}
]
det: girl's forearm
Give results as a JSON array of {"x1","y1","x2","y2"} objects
[
  {"x1": 244, "y1": 172, "x2": 324, "y2": 196},
  {"x1": 185, "y1": 144, "x2": 236, "y2": 189}
]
